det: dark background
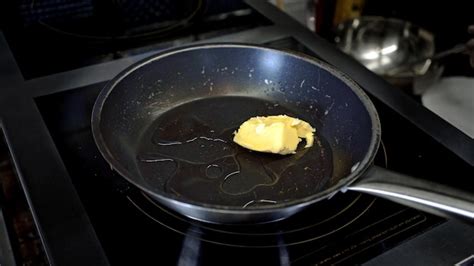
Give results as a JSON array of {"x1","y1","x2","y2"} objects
[{"x1": 1, "y1": 0, "x2": 473, "y2": 78}]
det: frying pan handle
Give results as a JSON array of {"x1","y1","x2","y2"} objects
[{"x1": 348, "y1": 166, "x2": 474, "y2": 222}]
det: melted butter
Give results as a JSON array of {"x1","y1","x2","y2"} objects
[
  {"x1": 136, "y1": 96, "x2": 331, "y2": 207},
  {"x1": 233, "y1": 115, "x2": 315, "y2": 155}
]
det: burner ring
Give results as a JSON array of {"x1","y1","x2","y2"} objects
[
  {"x1": 128, "y1": 192, "x2": 376, "y2": 248},
  {"x1": 127, "y1": 139, "x2": 388, "y2": 248}
]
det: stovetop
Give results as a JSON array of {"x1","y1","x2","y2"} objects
[
  {"x1": 2, "y1": 1, "x2": 271, "y2": 80},
  {"x1": 32, "y1": 37, "x2": 451, "y2": 265},
  {"x1": 1, "y1": 1, "x2": 473, "y2": 265}
]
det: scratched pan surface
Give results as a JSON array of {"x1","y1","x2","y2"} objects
[{"x1": 92, "y1": 44, "x2": 378, "y2": 223}]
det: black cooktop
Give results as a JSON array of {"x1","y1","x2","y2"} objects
[
  {"x1": 33, "y1": 37, "x2": 452, "y2": 265},
  {"x1": 2, "y1": 1, "x2": 473, "y2": 265},
  {"x1": 2, "y1": 2, "x2": 271, "y2": 80}
]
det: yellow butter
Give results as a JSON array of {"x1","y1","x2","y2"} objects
[{"x1": 233, "y1": 115, "x2": 315, "y2": 155}]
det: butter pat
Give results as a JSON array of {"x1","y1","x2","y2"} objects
[{"x1": 233, "y1": 115, "x2": 315, "y2": 155}]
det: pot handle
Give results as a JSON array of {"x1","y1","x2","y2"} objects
[{"x1": 347, "y1": 165, "x2": 474, "y2": 221}]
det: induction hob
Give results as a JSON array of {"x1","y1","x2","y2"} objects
[
  {"x1": 33, "y1": 37, "x2": 449, "y2": 265},
  {"x1": 0, "y1": 1, "x2": 473, "y2": 265}
]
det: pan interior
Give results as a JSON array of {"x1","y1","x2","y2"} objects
[
  {"x1": 95, "y1": 44, "x2": 377, "y2": 211},
  {"x1": 136, "y1": 96, "x2": 334, "y2": 208}
]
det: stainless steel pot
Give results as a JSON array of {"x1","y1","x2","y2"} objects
[{"x1": 334, "y1": 16, "x2": 436, "y2": 86}]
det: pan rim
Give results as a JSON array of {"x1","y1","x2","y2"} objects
[{"x1": 91, "y1": 42, "x2": 381, "y2": 214}]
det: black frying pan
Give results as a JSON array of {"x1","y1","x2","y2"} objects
[{"x1": 92, "y1": 43, "x2": 474, "y2": 223}]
